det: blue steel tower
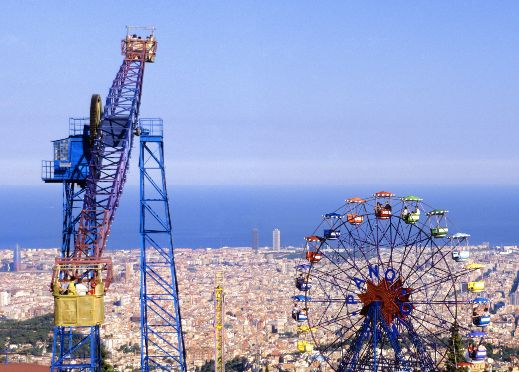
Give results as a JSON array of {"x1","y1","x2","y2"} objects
[
  {"x1": 139, "y1": 118, "x2": 186, "y2": 371},
  {"x1": 42, "y1": 28, "x2": 185, "y2": 371}
]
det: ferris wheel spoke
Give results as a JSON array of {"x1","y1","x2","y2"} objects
[
  {"x1": 311, "y1": 266, "x2": 357, "y2": 287},
  {"x1": 321, "y1": 243, "x2": 371, "y2": 285},
  {"x1": 311, "y1": 294, "x2": 345, "y2": 328},
  {"x1": 397, "y1": 235, "x2": 433, "y2": 282},
  {"x1": 314, "y1": 309, "x2": 363, "y2": 329},
  {"x1": 309, "y1": 298, "x2": 363, "y2": 304},
  {"x1": 371, "y1": 218, "x2": 396, "y2": 272},
  {"x1": 335, "y1": 236, "x2": 373, "y2": 269},
  {"x1": 406, "y1": 245, "x2": 451, "y2": 282},
  {"x1": 317, "y1": 315, "x2": 366, "y2": 357},
  {"x1": 405, "y1": 312, "x2": 452, "y2": 351},
  {"x1": 401, "y1": 239, "x2": 447, "y2": 286},
  {"x1": 396, "y1": 239, "x2": 427, "y2": 279},
  {"x1": 409, "y1": 266, "x2": 472, "y2": 293},
  {"x1": 336, "y1": 228, "x2": 381, "y2": 275},
  {"x1": 359, "y1": 205, "x2": 379, "y2": 249},
  {"x1": 411, "y1": 300, "x2": 465, "y2": 305},
  {"x1": 388, "y1": 216, "x2": 406, "y2": 268},
  {"x1": 309, "y1": 270, "x2": 354, "y2": 296},
  {"x1": 413, "y1": 278, "x2": 460, "y2": 330},
  {"x1": 396, "y1": 319, "x2": 437, "y2": 370},
  {"x1": 442, "y1": 282, "x2": 458, "y2": 321},
  {"x1": 409, "y1": 305, "x2": 462, "y2": 334}
]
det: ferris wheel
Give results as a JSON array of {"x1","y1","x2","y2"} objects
[{"x1": 291, "y1": 191, "x2": 492, "y2": 371}]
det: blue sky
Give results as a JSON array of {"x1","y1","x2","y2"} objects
[{"x1": 1, "y1": 1, "x2": 518, "y2": 185}]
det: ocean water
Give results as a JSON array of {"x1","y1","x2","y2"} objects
[{"x1": 0, "y1": 185, "x2": 517, "y2": 249}]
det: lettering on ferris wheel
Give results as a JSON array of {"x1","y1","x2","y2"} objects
[{"x1": 347, "y1": 264, "x2": 413, "y2": 316}]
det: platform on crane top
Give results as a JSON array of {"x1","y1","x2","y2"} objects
[{"x1": 122, "y1": 26, "x2": 157, "y2": 63}]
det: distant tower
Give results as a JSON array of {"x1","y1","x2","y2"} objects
[
  {"x1": 252, "y1": 228, "x2": 259, "y2": 250},
  {"x1": 125, "y1": 261, "x2": 134, "y2": 283},
  {"x1": 273, "y1": 229, "x2": 281, "y2": 251},
  {"x1": 13, "y1": 244, "x2": 21, "y2": 272},
  {"x1": 214, "y1": 271, "x2": 225, "y2": 372}
]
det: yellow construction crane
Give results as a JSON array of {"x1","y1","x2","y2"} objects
[{"x1": 215, "y1": 271, "x2": 225, "y2": 372}]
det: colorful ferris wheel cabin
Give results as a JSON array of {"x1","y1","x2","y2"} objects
[
  {"x1": 346, "y1": 198, "x2": 366, "y2": 224},
  {"x1": 427, "y1": 209, "x2": 449, "y2": 237},
  {"x1": 468, "y1": 281, "x2": 485, "y2": 292},
  {"x1": 292, "y1": 308, "x2": 308, "y2": 322},
  {"x1": 306, "y1": 251, "x2": 322, "y2": 263},
  {"x1": 373, "y1": 191, "x2": 395, "y2": 198},
  {"x1": 452, "y1": 250, "x2": 470, "y2": 261},
  {"x1": 295, "y1": 276, "x2": 312, "y2": 291},
  {"x1": 346, "y1": 197, "x2": 367, "y2": 203},
  {"x1": 466, "y1": 331, "x2": 488, "y2": 362},
  {"x1": 297, "y1": 340, "x2": 314, "y2": 353},
  {"x1": 324, "y1": 229, "x2": 340, "y2": 240},
  {"x1": 451, "y1": 232, "x2": 471, "y2": 261},
  {"x1": 298, "y1": 324, "x2": 317, "y2": 333},
  {"x1": 401, "y1": 195, "x2": 422, "y2": 224},
  {"x1": 374, "y1": 191, "x2": 394, "y2": 219},
  {"x1": 347, "y1": 214, "x2": 364, "y2": 225},
  {"x1": 292, "y1": 294, "x2": 311, "y2": 302},
  {"x1": 473, "y1": 315, "x2": 491, "y2": 327},
  {"x1": 305, "y1": 235, "x2": 323, "y2": 262},
  {"x1": 467, "y1": 347, "x2": 487, "y2": 362},
  {"x1": 471, "y1": 297, "x2": 491, "y2": 327},
  {"x1": 324, "y1": 212, "x2": 341, "y2": 219}
]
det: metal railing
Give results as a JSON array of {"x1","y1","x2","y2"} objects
[
  {"x1": 41, "y1": 160, "x2": 54, "y2": 180},
  {"x1": 69, "y1": 117, "x2": 88, "y2": 136},
  {"x1": 139, "y1": 118, "x2": 163, "y2": 137}
]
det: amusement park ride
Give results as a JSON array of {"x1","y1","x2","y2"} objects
[
  {"x1": 214, "y1": 271, "x2": 225, "y2": 372},
  {"x1": 42, "y1": 27, "x2": 186, "y2": 371},
  {"x1": 292, "y1": 192, "x2": 492, "y2": 371}
]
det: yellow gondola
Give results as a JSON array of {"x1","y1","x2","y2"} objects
[
  {"x1": 297, "y1": 340, "x2": 314, "y2": 353},
  {"x1": 468, "y1": 281, "x2": 485, "y2": 293},
  {"x1": 52, "y1": 263, "x2": 106, "y2": 327},
  {"x1": 298, "y1": 324, "x2": 317, "y2": 333}
]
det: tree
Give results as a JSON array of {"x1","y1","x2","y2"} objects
[
  {"x1": 195, "y1": 360, "x2": 215, "y2": 372},
  {"x1": 445, "y1": 322, "x2": 467, "y2": 372},
  {"x1": 225, "y1": 356, "x2": 251, "y2": 372},
  {"x1": 101, "y1": 344, "x2": 115, "y2": 372}
]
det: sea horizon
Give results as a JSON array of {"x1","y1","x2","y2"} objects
[{"x1": 1, "y1": 184, "x2": 518, "y2": 249}]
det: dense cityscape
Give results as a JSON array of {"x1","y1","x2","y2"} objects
[{"x1": 1, "y1": 238, "x2": 518, "y2": 371}]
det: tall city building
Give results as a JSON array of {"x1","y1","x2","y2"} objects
[
  {"x1": 0, "y1": 291, "x2": 10, "y2": 307},
  {"x1": 252, "y1": 228, "x2": 259, "y2": 250},
  {"x1": 273, "y1": 228, "x2": 281, "y2": 250},
  {"x1": 13, "y1": 244, "x2": 21, "y2": 272},
  {"x1": 125, "y1": 261, "x2": 134, "y2": 283}
]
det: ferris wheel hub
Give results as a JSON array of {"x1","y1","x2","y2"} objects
[{"x1": 358, "y1": 278, "x2": 413, "y2": 325}]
